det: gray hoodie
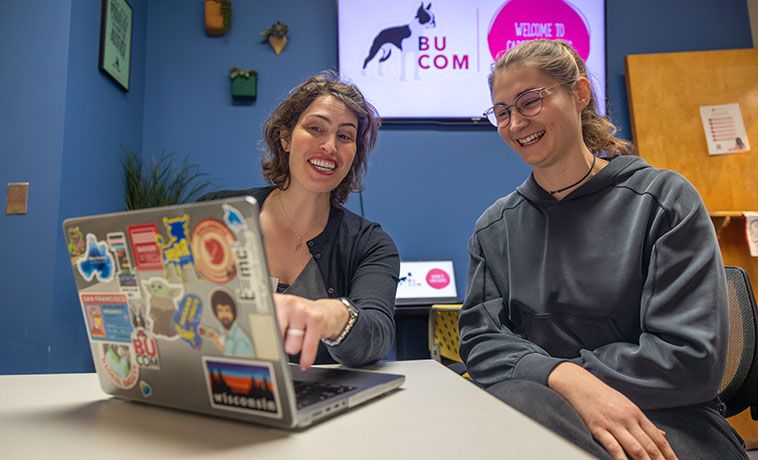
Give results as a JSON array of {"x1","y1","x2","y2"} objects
[{"x1": 460, "y1": 155, "x2": 727, "y2": 410}]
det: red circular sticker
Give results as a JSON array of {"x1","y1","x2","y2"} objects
[
  {"x1": 426, "y1": 268, "x2": 451, "y2": 290},
  {"x1": 191, "y1": 219, "x2": 237, "y2": 283}
]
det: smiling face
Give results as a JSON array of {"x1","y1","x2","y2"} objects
[
  {"x1": 491, "y1": 66, "x2": 589, "y2": 170},
  {"x1": 280, "y1": 95, "x2": 358, "y2": 196},
  {"x1": 214, "y1": 303, "x2": 235, "y2": 330}
]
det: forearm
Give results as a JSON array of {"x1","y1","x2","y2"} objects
[
  {"x1": 460, "y1": 299, "x2": 564, "y2": 387},
  {"x1": 327, "y1": 306, "x2": 394, "y2": 367}
]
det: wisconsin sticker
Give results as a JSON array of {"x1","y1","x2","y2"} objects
[
  {"x1": 191, "y1": 219, "x2": 237, "y2": 283},
  {"x1": 202, "y1": 357, "x2": 281, "y2": 419}
]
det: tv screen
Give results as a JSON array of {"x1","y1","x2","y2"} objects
[{"x1": 337, "y1": 0, "x2": 606, "y2": 124}]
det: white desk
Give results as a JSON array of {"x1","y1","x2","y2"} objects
[{"x1": 0, "y1": 360, "x2": 591, "y2": 459}]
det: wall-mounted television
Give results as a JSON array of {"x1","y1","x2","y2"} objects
[{"x1": 337, "y1": 0, "x2": 606, "y2": 124}]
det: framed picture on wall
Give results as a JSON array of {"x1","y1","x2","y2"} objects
[{"x1": 99, "y1": 0, "x2": 133, "y2": 91}]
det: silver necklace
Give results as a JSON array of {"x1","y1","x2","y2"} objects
[{"x1": 277, "y1": 191, "x2": 321, "y2": 251}]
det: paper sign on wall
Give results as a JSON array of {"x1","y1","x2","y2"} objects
[{"x1": 699, "y1": 103, "x2": 751, "y2": 155}]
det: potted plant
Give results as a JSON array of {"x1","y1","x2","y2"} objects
[
  {"x1": 205, "y1": 0, "x2": 231, "y2": 36},
  {"x1": 261, "y1": 21, "x2": 289, "y2": 55},
  {"x1": 122, "y1": 149, "x2": 214, "y2": 210},
  {"x1": 229, "y1": 67, "x2": 258, "y2": 100}
]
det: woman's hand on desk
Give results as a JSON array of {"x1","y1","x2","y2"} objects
[
  {"x1": 273, "y1": 293, "x2": 350, "y2": 370},
  {"x1": 548, "y1": 363, "x2": 678, "y2": 460}
]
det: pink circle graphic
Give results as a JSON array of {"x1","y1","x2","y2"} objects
[
  {"x1": 426, "y1": 269, "x2": 451, "y2": 290},
  {"x1": 487, "y1": 0, "x2": 590, "y2": 61}
]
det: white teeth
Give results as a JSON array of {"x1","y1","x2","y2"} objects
[
  {"x1": 309, "y1": 159, "x2": 336, "y2": 171},
  {"x1": 517, "y1": 131, "x2": 544, "y2": 146}
]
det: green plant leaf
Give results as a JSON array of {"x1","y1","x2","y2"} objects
[{"x1": 121, "y1": 149, "x2": 215, "y2": 210}]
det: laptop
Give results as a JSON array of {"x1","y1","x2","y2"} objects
[
  {"x1": 62, "y1": 196, "x2": 404, "y2": 429},
  {"x1": 395, "y1": 260, "x2": 459, "y2": 306}
]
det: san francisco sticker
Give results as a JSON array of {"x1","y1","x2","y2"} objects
[{"x1": 80, "y1": 293, "x2": 133, "y2": 342}]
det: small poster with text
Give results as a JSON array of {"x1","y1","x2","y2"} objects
[{"x1": 699, "y1": 103, "x2": 751, "y2": 155}]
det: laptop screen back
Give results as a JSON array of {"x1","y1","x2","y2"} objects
[{"x1": 395, "y1": 260, "x2": 458, "y2": 305}]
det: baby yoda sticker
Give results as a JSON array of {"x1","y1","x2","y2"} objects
[
  {"x1": 107, "y1": 232, "x2": 140, "y2": 299},
  {"x1": 76, "y1": 233, "x2": 116, "y2": 283},
  {"x1": 157, "y1": 215, "x2": 201, "y2": 283},
  {"x1": 142, "y1": 277, "x2": 184, "y2": 339}
]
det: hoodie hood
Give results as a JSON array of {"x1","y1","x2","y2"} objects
[{"x1": 516, "y1": 155, "x2": 651, "y2": 207}]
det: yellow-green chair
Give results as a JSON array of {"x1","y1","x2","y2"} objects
[{"x1": 428, "y1": 304, "x2": 468, "y2": 376}]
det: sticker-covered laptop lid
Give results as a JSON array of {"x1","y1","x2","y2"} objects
[{"x1": 63, "y1": 197, "x2": 301, "y2": 428}]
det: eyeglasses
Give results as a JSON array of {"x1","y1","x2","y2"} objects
[{"x1": 483, "y1": 81, "x2": 573, "y2": 128}]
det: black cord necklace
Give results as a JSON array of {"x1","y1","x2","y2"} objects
[{"x1": 546, "y1": 154, "x2": 597, "y2": 195}]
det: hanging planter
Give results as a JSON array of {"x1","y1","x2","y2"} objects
[
  {"x1": 205, "y1": 0, "x2": 231, "y2": 36},
  {"x1": 261, "y1": 21, "x2": 289, "y2": 55},
  {"x1": 230, "y1": 67, "x2": 258, "y2": 100}
]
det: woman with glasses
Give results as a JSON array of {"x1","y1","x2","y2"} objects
[{"x1": 460, "y1": 39, "x2": 746, "y2": 460}]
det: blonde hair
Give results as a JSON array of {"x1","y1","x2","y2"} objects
[{"x1": 489, "y1": 40, "x2": 634, "y2": 157}]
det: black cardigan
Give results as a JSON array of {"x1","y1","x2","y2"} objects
[{"x1": 200, "y1": 186, "x2": 399, "y2": 367}]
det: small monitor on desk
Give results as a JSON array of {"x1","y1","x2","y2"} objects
[{"x1": 396, "y1": 260, "x2": 458, "y2": 305}]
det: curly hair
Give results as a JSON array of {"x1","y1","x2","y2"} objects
[
  {"x1": 261, "y1": 71, "x2": 381, "y2": 206},
  {"x1": 211, "y1": 289, "x2": 237, "y2": 319},
  {"x1": 488, "y1": 40, "x2": 634, "y2": 157}
]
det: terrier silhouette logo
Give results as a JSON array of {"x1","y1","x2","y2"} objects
[{"x1": 362, "y1": 3, "x2": 436, "y2": 81}]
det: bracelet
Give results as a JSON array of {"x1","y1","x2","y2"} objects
[{"x1": 322, "y1": 298, "x2": 359, "y2": 346}]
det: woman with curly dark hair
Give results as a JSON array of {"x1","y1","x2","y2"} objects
[{"x1": 201, "y1": 71, "x2": 398, "y2": 370}]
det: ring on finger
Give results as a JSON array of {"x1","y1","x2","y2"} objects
[{"x1": 286, "y1": 328, "x2": 305, "y2": 337}]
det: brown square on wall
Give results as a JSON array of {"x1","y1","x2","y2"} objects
[{"x1": 6, "y1": 183, "x2": 29, "y2": 215}]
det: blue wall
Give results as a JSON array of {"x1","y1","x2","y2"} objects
[
  {"x1": 0, "y1": 0, "x2": 147, "y2": 374},
  {"x1": 0, "y1": 0, "x2": 72, "y2": 373},
  {"x1": 48, "y1": 0, "x2": 148, "y2": 373},
  {"x1": 0, "y1": 0, "x2": 753, "y2": 373}
]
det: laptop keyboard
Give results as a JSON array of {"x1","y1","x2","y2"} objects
[{"x1": 292, "y1": 380, "x2": 357, "y2": 410}]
